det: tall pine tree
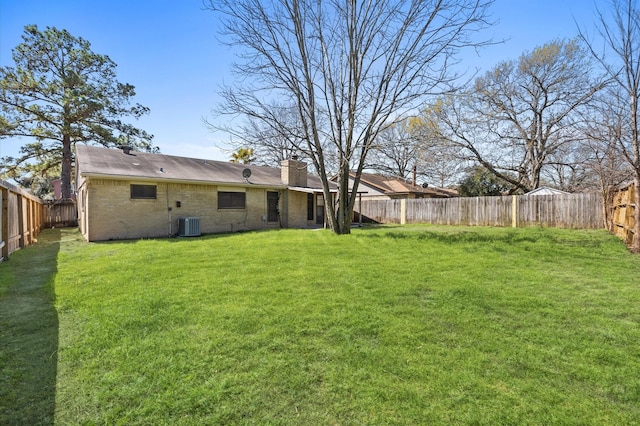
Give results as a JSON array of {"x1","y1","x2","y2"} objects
[{"x1": 0, "y1": 25, "x2": 155, "y2": 198}]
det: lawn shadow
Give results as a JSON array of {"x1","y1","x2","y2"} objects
[
  {"x1": 360, "y1": 230, "x2": 549, "y2": 244},
  {"x1": 359, "y1": 228, "x2": 546, "y2": 244},
  {"x1": 96, "y1": 228, "x2": 294, "y2": 245},
  {"x1": 0, "y1": 228, "x2": 61, "y2": 425},
  {"x1": 357, "y1": 226, "x2": 610, "y2": 251}
]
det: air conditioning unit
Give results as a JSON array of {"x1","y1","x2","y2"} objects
[{"x1": 178, "y1": 217, "x2": 201, "y2": 237}]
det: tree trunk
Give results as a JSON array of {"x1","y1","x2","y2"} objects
[
  {"x1": 601, "y1": 183, "x2": 614, "y2": 232},
  {"x1": 628, "y1": 107, "x2": 639, "y2": 252},
  {"x1": 61, "y1": 134, "x2": 72, "y2": 199},
  {"x1": 335, "y1": 167, "x2": 352, "y2": 234},
  {"x1": 632, "y1": 176, "x2": 640, "y2": 253}
]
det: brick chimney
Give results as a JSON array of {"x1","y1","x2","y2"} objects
[{"x1": 280, "y1": 157, "x2": 307, "y2": 187}]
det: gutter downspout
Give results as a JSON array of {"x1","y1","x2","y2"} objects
[{"x1": 166, "y1": 184, "x2": 172, "y2": 236}]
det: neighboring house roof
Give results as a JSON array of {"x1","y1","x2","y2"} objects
[
  {"x1": 351, "y1": 172, "x2": 457, "y2": 198},
  {"x1": 75, "y1": 145, "x2": 332, "y2": 191},
  {"x1": 525, "y1": 186, "x2": 570, "y2": 196}
]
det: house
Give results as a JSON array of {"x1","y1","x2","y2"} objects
[
  {"x1": 51, "y1": 178, "x2": 76, "y2": 200},
  {"x1": 525, "y1": 186, "x2": 570, "y2": 196},
  {"x1": 75, "y1": 145, "x2": 334, "y2": 241},
  {"x1": 339, "y1": 172, "x2": 457, "y2": 200}
]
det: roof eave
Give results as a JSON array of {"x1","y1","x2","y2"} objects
[
  {"x1": 288, "y1": 186, "x2": 337, "y2": 193},
  {"x1": 80, "y1": 172, "x2": 288, "y2": 189}
]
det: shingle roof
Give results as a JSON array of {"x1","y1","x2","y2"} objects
[
  {"x1": 354, "y1": 172, "x2": 456, "y2": 197},
  {"x1": 524, "y1": 186, "x2": 570, "y2": 196},
  {"x1": 75, "y1": 145, "x2": 329, "y2": 190}
]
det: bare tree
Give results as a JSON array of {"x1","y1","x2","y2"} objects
[
  {"x1": 204, "y1": 0, "x2": 494, "y2": 234},
  {"x1": 367, "y1": 116, "x2": 464, "y2": 187},
  {"x1": 408, "y1": 114, "x2": 468, "y2": 187},
  {"x1": 367, "y1": 118, "x2": 418, "y2": 180},
  {"x1": 431, "y1": 39, "x2": 606, "y2": 194},
  {"x1": 579, "y1": 0, "x2": 640, "y2": 252},
  {"x1": 579, "y1": 89, "x2": 635, "y2": 230},
  {"x1": 544, "y1": 140, "x2": 597, "y2": 192},
  {"x1": 421, "y1": 144, "x2": 467, "y2": 188},
  {"x1": 219, "y1": 104, "x2": 312, "y2": 167}
]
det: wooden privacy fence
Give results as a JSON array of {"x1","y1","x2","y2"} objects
[
  {"x1": 358, "y1": 192, "x2": 604, "y2": 229},
  {"x1": 44, "y1": 199, "x2": 78, "y2": 228},
  {"x1": 1, "y1": 179, "x2": 44, "y2": 260},
  {"x1": 610, "y1": 183, "x2": 637, "y2": 246}
]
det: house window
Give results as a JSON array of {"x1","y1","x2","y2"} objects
[
  {"x1": 307, "y1": 193, "x2": 314, "y2": 220},
  {"x1": 131, "y1": 184, "x2": 157, "y2": 199},
  {"x1": 316, "y1": 193, "x2": 325, "y2": 225},
  {"x1": 218, "y1": 191, "x2": 246, "y2": 209},
  {"x1": 267, "y1": 191, "x2": 279, "y2": 222}
]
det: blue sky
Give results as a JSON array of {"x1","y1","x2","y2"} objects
[{"x1": 0, "y1": 0, "x2": 602, "y2": 163}]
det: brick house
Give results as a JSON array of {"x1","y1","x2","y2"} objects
[{"x1": 75, "y1": 145, "x2": 334, "y2": 241}]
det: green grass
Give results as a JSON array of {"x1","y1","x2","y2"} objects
[
  {"x1": 0, "y1": 229, "x2": 61, "y2": 425},
  {"x1": 2, "y1": 225, "x2": 640, "y2": 424}
]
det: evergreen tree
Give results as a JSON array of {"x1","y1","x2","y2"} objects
[{"x1": 0, "y1": 25, "x2": 155, "y2": 198}]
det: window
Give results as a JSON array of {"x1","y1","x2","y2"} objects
[
  {"x1": 307, "y1": 193, "x2": 314, "y2": 220},
  {"x1": 267, "y1": 191, "x2": 279, "y2": 221},
  {"x1": 130, "y1": 184, "x2": 157, "y2": 199},
  {"x1": 218, "y1": 191, "x2": 246, "y2": 209},
  {"x1": 316, "y1": 193, "x2": 325, "y2": 225}
]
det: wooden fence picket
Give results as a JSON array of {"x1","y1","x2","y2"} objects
[
  {"x1": 1, "y1": 180, "x2": 46, "y2": 260},
  {"x1": 610, "y1": 183, "x2": 637, "y2": 246},
  {"x1": 358, "y1": 192, "x2": 604, "y2": 229}
]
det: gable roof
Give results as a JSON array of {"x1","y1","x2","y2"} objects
[
  {"x1": 525, "y1": 186, "x2": 570, "y2": 196},
  {"x1": 353, "y1": 172, "x2": 457, "y2": 197},
  {"x1": 75, "y1": 145, "x2": 330, "y2": 190},
  {"x1": 356, "y1": 172, "x2": 416, "y2": 194}
]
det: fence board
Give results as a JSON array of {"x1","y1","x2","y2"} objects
[
  {"x1": 610, "y1": 183, "x2": 637, "y2": 245},
  {"x1": 44, "y1": 200, "x2": 78, "y2": 227},
  {"x1": 0, "y1": 179, "x2": 45, "y2": 261},
  {"x1": 358, "y1": 192, "x2": 604, "y2": 229}
]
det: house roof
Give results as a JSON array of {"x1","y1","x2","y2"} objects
[
  {"x1": 353, "y1": 172, "x2": 457, "y2": 197},
  {"x1": 525, "y1": 186, "x2": 570, "y2": 196},
  {"x1": 75, "y1": 145, "x2": 331, "y2": 191}
]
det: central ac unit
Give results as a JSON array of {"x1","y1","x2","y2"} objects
[{"x1": 178, "y1": 217, "x2": 201, "y2": 237}]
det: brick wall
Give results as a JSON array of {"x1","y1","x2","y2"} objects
[
  {"x1": 280, "y1": 159, "x2": 308, "y2": 187},
  {"x1": 284, "y1": 190, "x2": 310, "y2": 228},
  {"x1": 81, "y1": 179, "x2": 309, "y2": 241}
]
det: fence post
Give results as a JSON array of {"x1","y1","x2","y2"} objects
[
  {"x1": 17, "y1": 194, "x2": 25, "y2": 248},
  {"x1": 512, "y1": 195, "x2": 518, "y2": 228},
  {"x1": 1, "y1": 186, "x2": 8, "y2": 260},
  {"x1": 401, "y1": 198, "x2": 407, "y2": 225}
]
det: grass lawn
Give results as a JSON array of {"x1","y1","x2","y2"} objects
[{"x1": 2, "y1": 225, "x2": 640, "y2": 424}]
